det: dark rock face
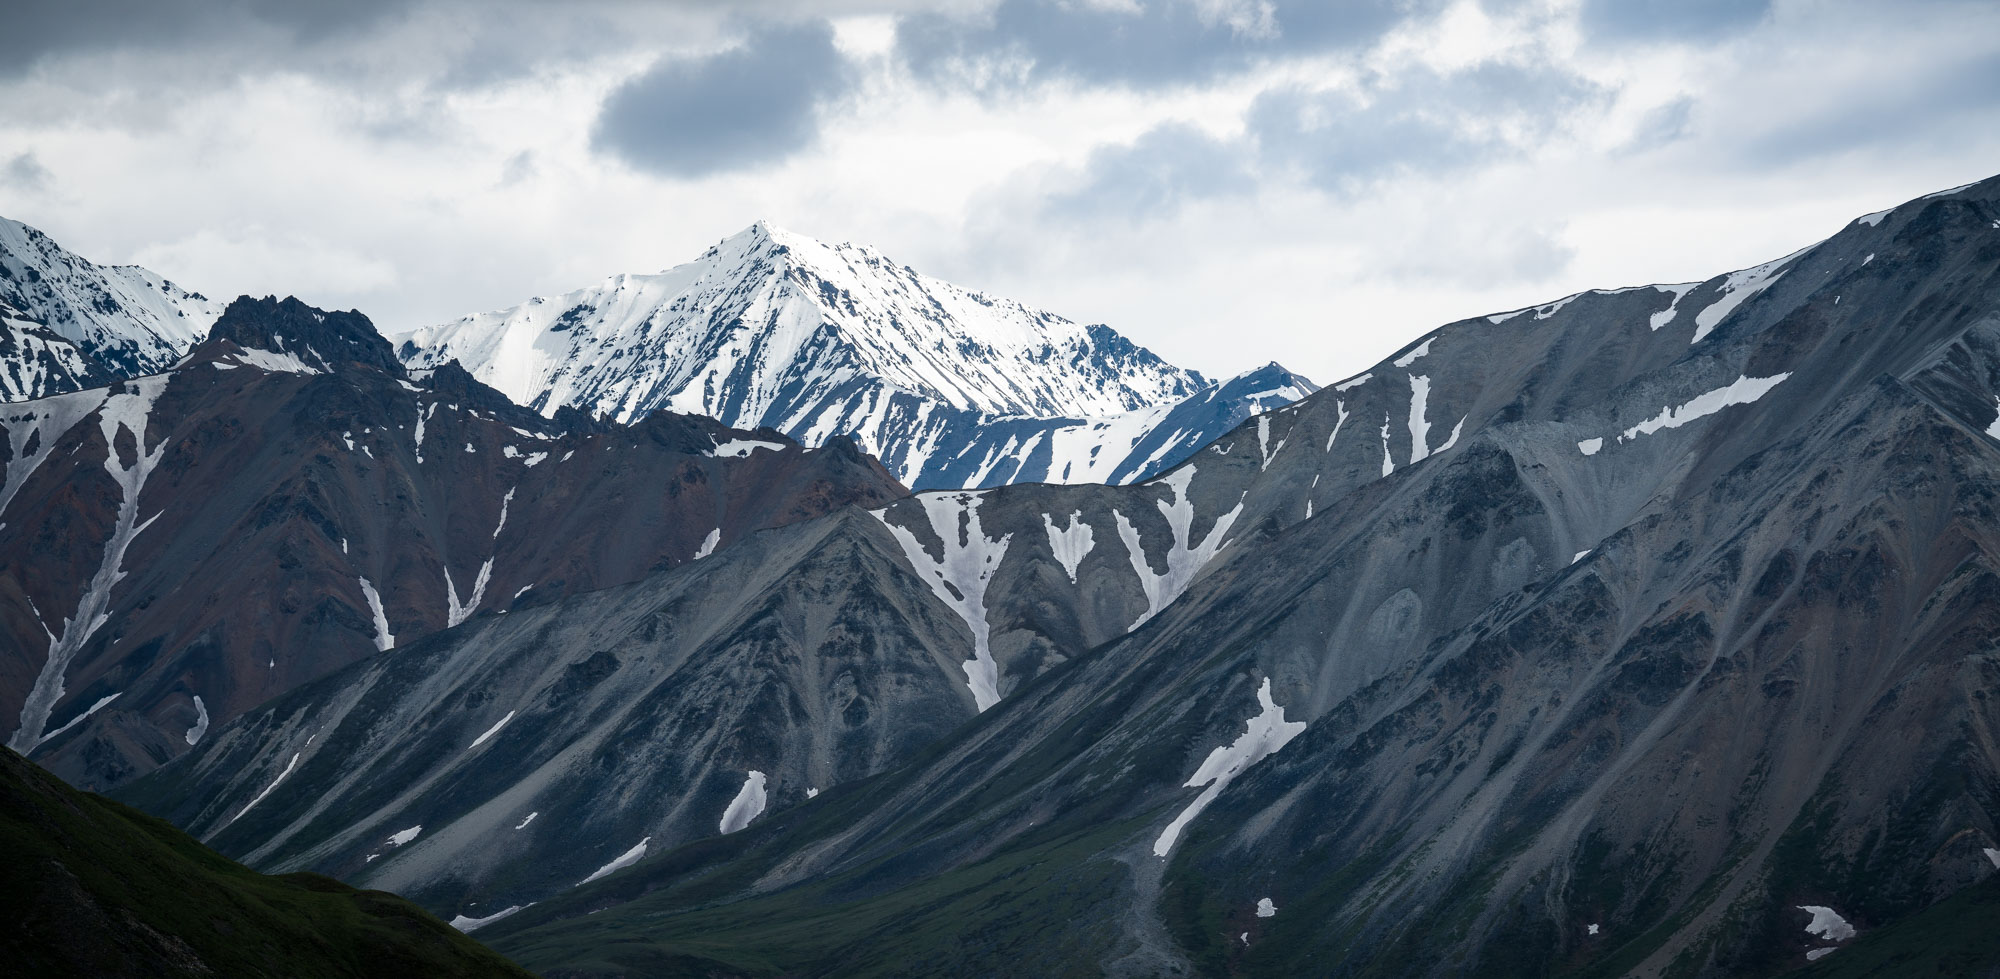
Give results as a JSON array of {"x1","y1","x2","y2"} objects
[
  {"x1": 206, "y1": 296, "x2": 405, "y2": 375},
  {"x1": 0, "y1": 295, "x2": 906, "y2": 792}
]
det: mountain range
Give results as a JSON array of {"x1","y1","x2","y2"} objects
[
  {"x1": 107, "y1": 175, "x2": 2000, "y2": 977},
  {"x1": 392, "y1": 222, "x2": 1316, "y2": 489}
]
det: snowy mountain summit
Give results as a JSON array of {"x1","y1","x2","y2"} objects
[{"x1": 395, "y1": 223, "x2": 1312, "y2": 488}]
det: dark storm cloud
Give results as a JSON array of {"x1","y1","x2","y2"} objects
[
  {"x1": 1575, "y1": 0, "x2": 1773, "y2": 40},
  {"x1": 1249, "y1": 63, "x2": 1605, "y2": 193},
  {"x1": 591, "y1": 21, "x2": 855, "y2": 178},
  {"x1": 896, "y1": 0, "x2": 1423, "y2": 91},
  {"x1": 0, "y1": 0, "x2": 409, "y2": 74}
]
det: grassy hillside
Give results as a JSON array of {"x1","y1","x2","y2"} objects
[{"x1": 0, "y1": 747, "x2": 535, "y2": 978}]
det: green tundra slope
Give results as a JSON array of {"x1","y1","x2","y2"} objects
[{"x1": 0, "y1": 747, "x2": 535, "y2": 978}]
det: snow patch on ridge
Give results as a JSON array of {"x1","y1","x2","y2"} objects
[
  {"x1": 1042, "y1": 511, "x2": 1093, "y2": 583},
  {"x1": 469, "y1": 711, "x2": 516, "y2": 749},
  {"x1": 1798, "y1": 905, "x2": 1855, "y2": 942},
  {"x1": 358, "y1": 577, "x2": 393, "y2": 650},
  {"x1": 711, "y1": 438, "x2": 786, "y2": 458},
  {"x1": 719, "y1": 770, "x2": 768, "y2": 834},
  {"x1": 1153, "y1": 678, "x2": 1307, "y2": 857},
  {"x1": 877, "y1": 493, "x2": 1013, "y2": 710},
  {"x1": 1113, "y1": 466, "x2": 1242, "y2": 630},
  {"x1": 451, "y1": 904, "x2": 529, "y2": 933},
  {"x1": 1692, "y1": 251, "x2": 1801, "y2": 343},
  {"x1": 1619, "y1": 374, "x2": 1791, "y2": 443},
  {"x1": 185, "y1": 695, "x2": 209, "y2": 746},
  {"x1": 694, "y1": 527, "x2": 721, "y2": 560},
  {"x1": 9, "y1": 376, "x2": 171, "y2": 754},
  {"x1": 578, "y1": 838, "x2": 649, "y2": 886}
]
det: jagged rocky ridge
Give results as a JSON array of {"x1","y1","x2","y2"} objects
[
  {"x1": 0, "y1": 298, "x2": 113, "y2": 400},
  {"x1": 394, "y1": 222, "x2": 1315, "y2": 489},
  {"x1": 0, "y1": 217, "x2": 222, "y2": 385},
  {"x1": 128, "y1": 175, "x2": 2000, "y2": 977},
  {"x1": 0, "y1": 295, "x2": 905, "y2": 793}
]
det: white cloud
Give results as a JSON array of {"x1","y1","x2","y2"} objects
[{"x1": 0, "y1": 0, "x2": 1992, "y2": 389}]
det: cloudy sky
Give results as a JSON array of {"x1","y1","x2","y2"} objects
[{"x1": 2, "y1": 0, "x2": 1996, "y2": 384}]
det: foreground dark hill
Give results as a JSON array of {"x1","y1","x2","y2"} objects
[
  {"x1": 0, "y1": 747, "x2": 534, "y2": 978},
  {"x1": 451, "y1": 177, "x2": 2000, "y2": 977},
  {"x1": 0, "y1": 295, "x2": 905, "y2": 792}
]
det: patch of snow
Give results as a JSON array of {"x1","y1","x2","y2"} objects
[
  {"x1": 876, "y1": 492, "x2": 1012, "y2": 710},
  {"x1": 342, "y1": 431, "x2": 354, "y2": 450},
  {"x1": 185, "y1": 694, "x2": 209, "y2": 746},
  {"x1": 516, "y1": 811, "x2": 538, "y2": 830},
  {"x1": 1407, "y1": 377, "x2": 1465, "y2": 465},
  {"x1": 1922, "y1": 180, "x2": 1978, "y2": 199},
  {"x1": 1587, "y1": 923, "x2": 1600, "y2": 936},
  {"x1": 1573, "y1": 550, "x2": 1591, "y2": 565},
  {"x1": 1487, "y1": 309, "x2": 1529, "y2": 324},
  {"x1": 1983, "y1": 847, "x2": 2000, "y2": 869},
  {"x1": 522, "y1": 451, "x2": 547, "y2": 466},
  {"x1": 1798, "y1": 905, "x2": 1855, "y2": 942},
  {"x1": 1256, "y1": 898, "x2": 1276, "y2": 918},
  {"x1": 1379, "y1": 416, "x2": 1394, "y2": 477},
  {"x1": 1533, "y1": 293, "x2": 1582, "y2": 320},
  {"x1": 719, "y1": 770, "x2": 768, "y2": 834},
  {"x1": 386, "y1": 825, "x2": 422, "y2": 847},
  {"x1": 1648, "y1": 283, "x2": 1700, "y2": 330},
  {"x1": 231, "y1": 348, "x2": 323, "y2": 375},
  {"x1": 229, "y1": 751, "x2": 301, "y2": 825},
  {"x1": 577, "y1": 838, "x2": 649, "y2": 886},
  {"x1": 1326, "y1": 400, "x2": 1350, "y2": 452},
  {"x1": 464, "y1": 441, "x2": 475, "y2": 453},
  {"x1": 693, "y1": 527, "x2": 721, "y2": 560},
  {"x1": 451, "y1": 904, "x2": 530, "y2": 933},
  {"x1": 493, "y1": 486, "x2": 515, "y2": 539},
  {"x1": 1113, "y1": 466, "x2": 1242, "y2": 629},
  {"x1": 711, "y1": 438, "x2": 787, "y2": 458},
  {"x1": 1854, "y1": 208, "x2": 1891, "y2": 227},
  {"x1": 1620, "y1": 374, "x2": 1791, "y2": 443},
  {"x1": 358, "y1": 577, "x2": 394, "y2": 651},
  {"x1": 34, "y1": 692, "x2": 121, "y2": 748},
  {"x1": 469, "y1": 710, "x2": 516, "y2": 749},
  {"x1": 1692, "y1": 250, "x2": 1803, "y2": 343},
  {"x1": 1392, "y1": 338, "x2": 1434, "y2": 367},
  {"x1": 445, "y1": 561, "x2": 493, "y2": 628},
  {"x1": 10, "y1": 376, "x2": 170, "y2": 754},
  {"x1": 1333, "y1": 373, "x2": 1372, "y2": 392},
  {"x1": 807, "y1": 787, "x2": 819, "y2": 799},
  {"x1": 1578, "y1": 437, "x2": 1603, "y2": 456},
  {"x1": 1042, "y1": 511, "x2": 1093, "y2": 583},
  {"x1": 1807, "y1": 947, "x2": 1836, "y2": 962},
  {"x1": 1986, "y1": 397, "x2": 2000, "y2": 440},
  {"x1": 1153, "y1": 678, "x2": 1308, "y2": 857}
]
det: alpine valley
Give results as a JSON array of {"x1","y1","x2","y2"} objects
[{"x1": 6, "y1": 174, "x2": 2000, "y2": 979}]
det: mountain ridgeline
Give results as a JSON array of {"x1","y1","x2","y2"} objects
[
  {"x1": 117, "y1": 176, "x2": 2000, "y2": 978},
  {"x1": 394, "y1": 222, "x2": 1316, "y2": 489}
]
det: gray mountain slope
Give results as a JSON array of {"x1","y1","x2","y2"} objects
[
  {"x1": 133, "y1": 175, "x2": 2000, "y2": 976},
  {"x1": 2, "y1": 296, "x2": 905, "y2": 793}
]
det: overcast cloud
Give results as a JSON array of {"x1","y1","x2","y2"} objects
[{"x1": 0, "y1": 0, "x2": 1995, "y2": 385}]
